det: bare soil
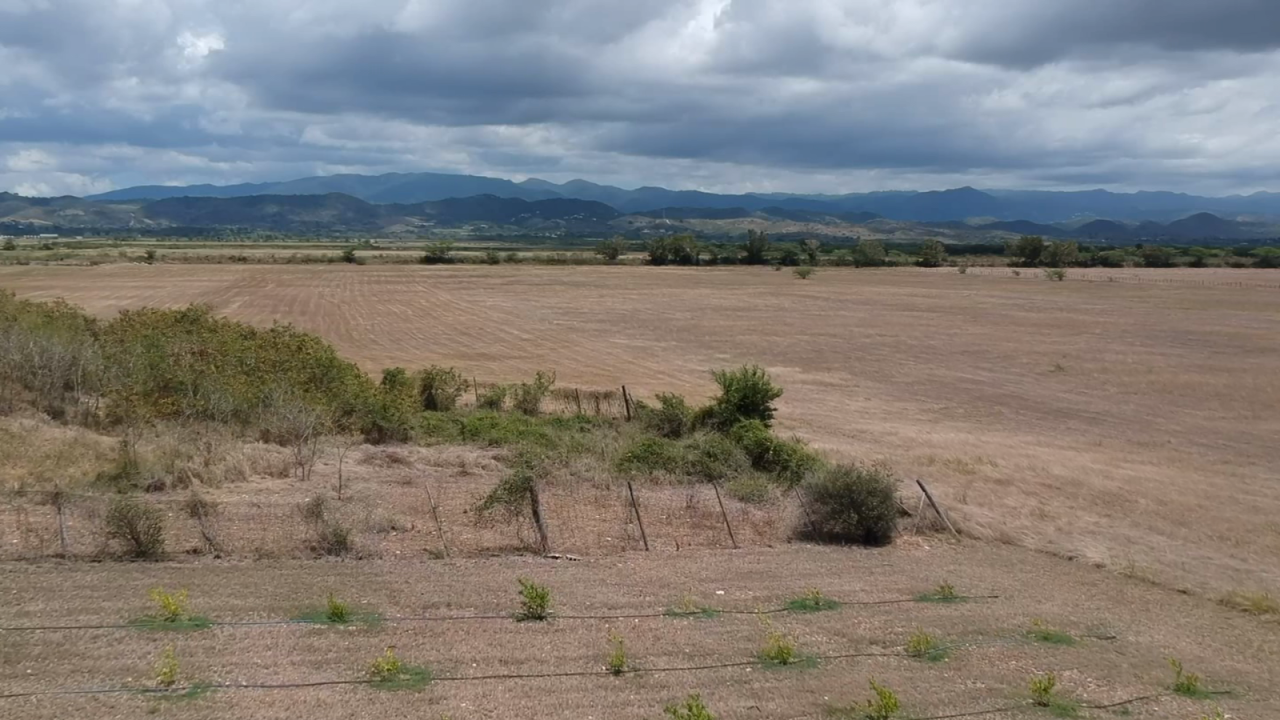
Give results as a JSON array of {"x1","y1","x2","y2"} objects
[{"x1": 3, "y1": 264, "x2": 1277, "y2": 599}]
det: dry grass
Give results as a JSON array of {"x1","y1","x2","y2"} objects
[{"x1": 1, "y1": 264, "x2": 1278, "y2": 598}]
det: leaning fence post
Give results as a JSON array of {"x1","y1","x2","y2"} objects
[
  {"x1": 423, "y1": 482, "x2": 450, "y2": 558},
  {"x1": 626, "y1": 481, "x2": 649, "y2": 551},
  {"x1": 574, "y1": 388, "x2": 583, "y2": 416},
  {"x1": 528, "y1": 482, "x2": 551, "y2": 554},
  {"x1": 53, "y1": 486, "x2": 70, "y2": 557},
  {"x1": 621, "y1": 385, "x2": 633, "y2": 421},
  {"x1": 793, "y1": 486, "x2": 818, "y2": 538},
  {"x1": 916, "y1": 479, "x2": 959, "y2": 538},
  {"x1": 473, "y1": 377, "x2": 481, "y2": 405},
  {"x1": 710, "y1": 481, "x2": 738, "y2": 549}
]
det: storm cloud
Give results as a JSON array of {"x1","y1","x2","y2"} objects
[{"x1": 2, "y1": 0, "x2": 1278, "y2": 196}]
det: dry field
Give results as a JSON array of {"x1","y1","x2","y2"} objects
[
  {"x1": 3, "y1": 544, "x2": 1278, "y2": 719},
  {"x1": 1, "y1": 264, "x2": 1278, "y2": 603}
]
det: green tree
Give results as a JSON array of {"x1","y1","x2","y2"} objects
[
  {"x1": 742, "y1": 230, "x2": 770, "y2": 265},
  {"x1": 1007, "y1": 236, "x2": 1046, "y2": 267},
  {"x1": 852, "y1": 238, "x2": 887, "y2": 267},
  {"x1": 1041, "y1": 240, "x2": 1079, "y2": 268},
  {"x1": 1140, "y1": 244, "x2": 1176, "y2": 268},
  {"x1": 776, "y1": 244, "x2": 802, "y2": 266},
  {"x1": 421, "y1": 241, "x2": 456, "y2": 265},
  {"x1": 1252, "y1": 247, "x2": 1280, "y2": 268},
  {"x1": 916, "y1": 239, "x2": 947, "y2": 268},
  {"x1": 800, "y1": 238, "x2": 822, "y2": 265},
  {"x1": 595, "y1": 237, "x2": 628, "y2": 262},
  {"x1": 1, "y1": 239, "x2": 15, "y2": 251}
]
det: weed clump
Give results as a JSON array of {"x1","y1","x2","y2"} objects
[
  {"x1": 516, "y1": 578, "x2": 552, "y2": 622},
  {"x1": 1028, "y1": 619, "x2": 1077, "y2": 646},
  {"x1": 134, "y1": 588, "x2": 212, "y2": 631},
  {"x1": 797, "y1": 463, "x2": 898, "y2": 546},
  {"x1": 1170, "y1": 658, "x2": 1211, "y2": 699},
  {"x1": 863, "y1": 680, "x2": 901, "y2": 720},
  {"x1": 367, "y1": 646, "x2": 432, "y2": 691},
  {"x1": 105, "y1": 496, "x2": 166, "y2": 559},
  {"x1": 786, "y1": 588, "x2": 841, "y2": 614},
  {"x1": 606, "y1": 631, "x2": 628, "y2": 675},
  {"x1": 793, "y1": 266, "x2": 815, "y2": 280},
  {"x1": 512, "y1": 371, "x2": 556, "y2": 416},
  {"x1": 665, "y1": 594, "x2": 720, "y2": 619},
  {"x1": 729, "y1": 420, "x2": 823, "y2": 485},
  {"x1": 724, "y1": 474, "x2": 772, "y2": 504},
  {"x1": 905, "y1": 629, "x2": 947, "y2": 662},
  {"x1": 1030, "y1": 673, "x2": 1057, "y2": 707},
  {"x1": 155, "y1": 646, "x2": 180, "y2": 688},
  {"x1": 1221, "y1": 590, "x2": 1279, "y2": 617},
  {"x1": 477, "y1": 384, "x2": 509, "y2": 411},
  {"x1": 664, "y1": 694, "x2": 715, "y2": 720},
  {"x1": 916, "y1": 582, "x2": 961, "y2": 603}
]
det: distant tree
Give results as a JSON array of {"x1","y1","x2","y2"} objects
[
  {"x1": 646, "y1": 235, "x2": 701, "y2": 266},
  {"x1": 1186, "y1": 247, "x2": 1215, "y2": 268},
  {"x1": 421, "y1": 241, "x2": 456, "y2": 265},
  {"x1": 1092, "y1": 249, "x2": 1130, "y2": 268},
  {"x1": 800, "y1": 238, "x2": 822, "y2": 265},
  {"x1": 916, "y1": 239, "x2": 947, "y2": 268},
  {"x1": 340, "y1": 247, "x2": 359, "y2": 264},
  {"x1": 776, "y1": 244, "x2": 802, "y2": 267},
  {"x1": 1139, "y1": 245, "x2": 1176, "y2": 268},
  {"x1": 595, "y1": 237, "x2": 628, "y2": 262},
  {"x1": 1041, "y1": 240, "x2": 1079, "y2": 268},
  {"x1": 742, "y1": 230, "x2": 770, "y2": 265},
  {"x1": 1252, "y1": 247, "x2": 1280, "y2": 268},
  {"x1": 1, "y1": 239, "x2": 15, "y2": 251},
  {"x1": 852, "y1": 238, "x2": 887, "y2": 267},
  {"x1": 1007, "y1": 235, "x2": 1046, "y2": 267}
]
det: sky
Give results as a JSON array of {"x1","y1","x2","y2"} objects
[{"x1": 2, "y1": 0, "x2": 1279, "y2": 197}]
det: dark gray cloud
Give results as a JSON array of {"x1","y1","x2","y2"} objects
[{"x1": 1, "y1": 0, "x2": 1278, "y2": 196}]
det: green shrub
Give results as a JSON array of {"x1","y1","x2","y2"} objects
[
  {"x1": 105, "y1": 496, "x2": 166, "y2": 559},
  {"x1": 477, "y1": 384, "x2": 509, "y2": 411},
  {"x1": 615, "y1": 436, "x2": 686, "y2": 475},
  {"x1": 155, "y1": 646, "x2": 180, "y2": 688},
  {"x1": 702, "y1": 365, "x2": 784, "y2": 430},
  {"x1": 363, "y1": 367, "x2": 418, "y2": 444},
  {"x1": 664, "y1": 695, "x2": 715, "y2": 720},
  {"x1": 516, "y1": 578, "x2": 552, "y2": 621},
  {"x1": 785, "y1": 588, "x2": 840, "y2": 613},
  {"x1": 475, "y1": 454, "x2": 539, "y2": 522},
  {"x1": 416, "y1": 366, "x2": 470, "y2": 411},
  {"x1": 916, "y1": 582, "x2": 961, "y2": 603},
  {"x1": 635, "y1": 392, "x2": 694, "y2": 439},
  {"x1": 483, "y1": 249, "x2": 502, "y2": 265},
  {"x1": 729, "y1": 420, "x2": 822, "y2": 486},
  {"x1": 793, "y1": 266, "x2": 815, "y2": 280},
  {"x1": 798, "y1": 463, "x2": 898, "y2": 546},
  {"x1": 905, "y1": 629, "x2": 947, "y2": 662},
  {"x1": 596, "y1": 237, "x2": 628, "y2": 261},
  {"x1": 759, "y1": 620, "x2": 798, "y2": 666},
  {"x1": 1043, "y1": 268, "x2": 1067, "y2": 281},
  {"x1": 325, "y1": 593, "x2": 351, "y2": 624},
  {"x1": 1030, "y1": 673, "x2": 1057, "y2": 707},
  {"x1": 1170, "y1": 658, "x2": 1209, "y2": 698},
  {"x1": 512, "y1": 371, "x2": 556, "y2": 416},
  {"x1": 421, "y1": 241, "x2": 456, "y2": 264},
  {"x1": 683, "y1": 432, "x2": 752, "y2": 482},
  {"x1": 916, "y1": 239, "x2": 947, "y2": 268},
  {"x1": 367, "y1": 646, "x2": 432, "y2": 691}
]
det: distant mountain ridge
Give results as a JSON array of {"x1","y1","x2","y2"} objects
[
  {"x1": 4, "y1": 191, "x2": 1278, "y2": 242},
  {"x1": 85, "y1": 172, "x2": 1280, "y2": 223}
]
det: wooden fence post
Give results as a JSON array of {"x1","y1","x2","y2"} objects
[
  {"x1": 626, "y1": 481, "x2": 649, "y2": 551},
  {"x1": 710, "y1": 481, "x2": 738, "y2": 549},
  {"x1": 916, "y1": 479, "x2": 959, "y2": 538},
  {"x1": 473, "y1": 377, "x2": 481, "y2": 405},
  {"x1": 53, "y1": 486, "x2": 70, "y2": 558},
  {"x1": 793, "y1": 486, "x2": 818, "y2": 538},
  {"x1": 424, "y1": 482, "x2": 450, "y2": 558},
  {"x1": 621, "y1": 385, "x2": 633, "y2": 421},
  {"x1": 528, "y1": 482, "x2": 551, "y2": 554},
  {"x1": 574, "y1": 388, "x2": 583, "y2": 415}
]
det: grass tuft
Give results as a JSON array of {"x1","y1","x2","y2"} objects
[
  {"x1": 905, "y1": 629, "x2": 948, "y2": 662},
  {"x1": 606, "y1": 631, "x2": 628, "y2": 676},
  {"x1": 132, "y1": 588, "x2": 212, "y2": 632},
  {"x1": 664, "y1": 694, "x2": 715, "y2": 720},
  {"x1": 1170, "y1": 657, "x2": 1213, "y2": 699},
  {"x1": 915, "y1": 582, "x2": 963, "y2": 603},
  {"x1": 294, "y1": 592, "x2": 382, "y2": 627},
  {"x1": 786, "y1": 588, "x2": 842, "y2": 614},
  {"x1": 1027, "y1": 619, "x2": 1077, "y2": 646},
  {"x1": 367, "y1": 646, "x2": 432, "y2": 692},
  {"x1": 1221, "y1": 590, "x2": 1279, "y2": 617},
  {"x1": 665, "y1": 594, "x2": 721, "y2": 619}
]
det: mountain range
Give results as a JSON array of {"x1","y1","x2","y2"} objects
[
  {"x1": 86, "y1": 171, "x2": 1280, "y2": 224},
  {"x1": 4, "y1": 191, "x2": 1278, "y2": 243}
]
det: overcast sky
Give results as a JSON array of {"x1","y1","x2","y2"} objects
[{"x1": 2, "y1": 0, "x2": 1279, "y2": 197}]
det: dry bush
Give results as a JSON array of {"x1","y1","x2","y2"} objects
[
  {"x1": 0, "y1": 414, "x2": 116, "y2": 491},
  {"x1": 104, "y1": 495, "x2": 166, "y2": 559},
  {"x1": 299, "y1": 496, "x2": 354, "y2": 557}
]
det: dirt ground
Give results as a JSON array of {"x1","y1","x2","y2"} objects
[
  {"x1": 1, "y1": 544, "x2": 1276, "y2": 719},
  {"x1": 3, "y1": 264, "x2": 1277, "y2": 600}
]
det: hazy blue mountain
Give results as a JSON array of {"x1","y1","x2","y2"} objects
[{"x1": 70, "y1": 169, "x2": 1280, "y2": 223}]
